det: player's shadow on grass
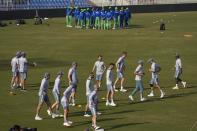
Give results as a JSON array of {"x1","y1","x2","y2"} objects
[
  {"x1": 103, "y1": 109, "x2": 144, "y2": 116},
  {"x1": 129, "y1": 24, "x2": 145, "y2": 29},
  {"x1": 105, "y1": 122, "x2": 150, "y2": 130}
]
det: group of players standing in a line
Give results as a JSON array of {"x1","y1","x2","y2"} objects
[
  {"x1": 10, "y1": 51, "x2": 187, "y2": 130},
  {"x1": 65, "y1": 7, "x2": 132, "y2": 30}
]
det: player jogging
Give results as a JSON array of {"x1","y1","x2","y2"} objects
[
  {"x1": 129, "y1": 60, "x2": 146, "y2": 102},
  {"x1": 35, "y1": 73, "x2": 57, "y2": 120},
  {"x1": 147, "y1": 58, "x2": 165, "y2": 98},
  {"x1": 113, "y1": 52, "x2": 127, "y2": 92},
  {"x1": 106, "y1": 63, "x2": 116, "y2": 106},
  {"x1": 172, "y1": 53, "x2": 187, "y2": 89},
  {"x1": 50, "y1": 71, "x2": 64, "y2": 117},
  {"x1": 92, "y1": 55, "x2": 106, "y2": 88}
]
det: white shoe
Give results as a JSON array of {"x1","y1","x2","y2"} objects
[
  {"x1": 140, "y1": 98, "x2": 146, "y2": 102},
  {"x1": 106, "y1": 101, "x2": 110, "y2": 106},
  {"x1": 72, "y1": 103, "x2": 76, "y2": 106},
  {"x1": 160, "y1": 92, "x2": 165, "y2": 98},
  {"x1": 68, "y1": 121, "x2": 73, "y2": 124},
  {"x1": 114, "y1": 89, "x2": 119, "y2": 92},
  {"x1": 172, "y1": 86, "x2": 179, "y2": 90},
  {"x1": 35, "y1": 115, "x2": 43, "y2": 120},
  {"x1": 129, "y1": 95, "x2": 134, "y2": 101},
  {"x1": 47, "y1": 109, "x2": 51, "y2": 116},
  {"x1": 182, "y1": 82, "x2": 187, "y2": 88},
  {"x1": 148, "y1": 93, "x2": 154, "y2": 97},
  {"x1": 110, "y1": 102, "x2": 116, "y2": 107},
  {"x1": 97, "y1": 112, "x2": 102, "y2": 115},
  {"x1": 63, "y1": 122, "x2": 71, "y2": 127},
  {"x1": 120, "y1": 88, "x2": 127, "y2": 92},
  {"x1": 94, "y1": 126, "x2": 100, "y2": 130},
  {"x1": 84, "y1": 113, "x2": 91, "y2": 117},
  {"x1": 51, "y1": 113, "x2": 58, "y2": 118}
]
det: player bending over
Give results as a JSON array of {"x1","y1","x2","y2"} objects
[
  {"x1": 84, "y1": 72, "x2": 94, "y2": 117},
  {"x1": 35, "y1": 73, "x2": 57, "y2": 120},
  {"x1": 129, "y1": 60, "x2": 146, "y2": 102},
  {"x1": 172, "y1": 53, "x2": 187, "y2": 89},
  {"x1": 50, "y1": 71, "x2": 64, "y2": 117},
  {"x1": 106, "y1": 63, "x2": 116, "y2": 106},
  {"x1": 147, "y1": 58, "x2": 165, "y2": 98},
  {"x1": 113, "y1": 52, "x2": 127, "y2": 92}
]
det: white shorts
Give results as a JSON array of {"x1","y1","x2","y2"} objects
[
  {"x1": 61, "y1": 98, "x2": 69, "y2": 110},
  {"x1": 96, "y1": 74, "x2": 103, "y2": 81},
  {"x1": 20, "y1": 72, "x2": 27, "y2": 80},
  {"x1": 107, "y1": 83, "x2": 113, "y2": 92},
  {"x1": 117, "y1": 71, "x2": 124, "y2": 78}
]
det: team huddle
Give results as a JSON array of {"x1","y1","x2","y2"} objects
[
  {"x1": 10, "y1": 51, "x2": 187, "y2": 130},
  {"x1": 65, "y1": 7, "x2": 131, "y2": 30}
]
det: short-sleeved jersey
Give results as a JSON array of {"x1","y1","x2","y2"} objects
[
  {"x1": 116, "y1": 56, "x2": 125, "y2": 72},
  {"x1": 68, "y1": 67, "x2": 78, "y2": 85},
  {"x1": 94, "y1": 61, "x2": 105, "y2": 75},
  {"x1": 18, "y1": 57, "x2": 28, "y2": 73},
  {"x1": 106, "y1": 69, "x2": 113, "y2": 84},
  {"x1": 52, "y1": 76, "x2": 61, "y2": 94},
  {"x1": 175, "y1": 58, "x2": 182, "y2": 71},
  {"x1": 135, "y1": 65, "x2": 144, "y2": 81},
  {"x1": 86, "y1": 77, "x2": 94, "y2": 96},
  {"x1": 11, "y1": 57, "x2": 19, "y2": 72},
  {"x1": 38, "y1": 78, "x2": 49, "y2": 96}
]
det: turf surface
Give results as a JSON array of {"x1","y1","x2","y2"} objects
[{"x1": 0, "y1": 11, "x2": 197, "y2": 131}]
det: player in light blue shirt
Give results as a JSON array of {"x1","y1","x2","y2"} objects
[
  {"x1": 68, "y1": 62, "x2": 78, "y2": 106},
  {"x1": 113, "y1": 52, "x2": 127, "y2": 92}
]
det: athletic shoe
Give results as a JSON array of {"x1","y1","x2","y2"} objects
[
  {"x1": 20, "y1": 89, "x2": 27, "y2": 92},
  {"x1": 35, "y1": 115, "x2": 42, "y2": 120},
  {"x1": 160, "y1": 92, "x2": 165, "y2": 98},
  {"x1": 68, "y1": 121, "x2": 73, "y2": 124},
  {"x1": 147, "y1": 93, "x2": 154, "y2": 97},
  {"x1": 140, "y1": 98, "x2": 146, "y2": 102},
  {"x1": 84, "y1": 113, "x2": 91, "y2": 117},
  {"x1": 106, "y1": 101, "x2": 110, "y2": 106},
  {"x1": 120, "y1": 88, "x2": 127, "y2": 92},
  {"x1": 182, "y1": 82, "x2": 187, "y2": 88},
  {"x1": 94, "y1": 126, "x2": 100, "y2": 130},
  {"x1": 47, "y1": 109, "x2": 51, "y2": 116},
  {"x1": 172, "y1": 86, "x2": 179, "y2": 90},
  {"x1": 129, "y1": 95, "x2": 134, "y2": 101},
  {"x1": 97, "y1": 112, "x2": 102, "y2": 115},
  {"x1": 51, "y1": 113, "x2": 58, "y2": 118},
  {"x1": 110, "y1": 102, "x2": 116, "y2": 107},
  {"x1": 63, "y1": 122, "x2": 71, "y2": 127},
  {"x1": 72, "y1": 103, "x2": 76, "y2": 106}
]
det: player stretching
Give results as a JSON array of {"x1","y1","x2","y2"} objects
[
  {"x1": 147, "y1": 58, "x2": 165, "y2": 98},
  {"x1": 113, "y1": 52, "x2": 127, "y2": 92},
  {"x1": 172, "y1": 53, "x2": 187, "y2": 89},
  {"x1": 84, "y1": 72, "x2": 94, "y2": 117},
  {"x1": 89, "y1": 84, "x2": 100, "y2": 130},
  {"x1": 92, "y1": 55, "x2": 106, "y2": 88},
  {"x1": 61, "y1": 84, "x2": 74, "y2": 126},
  {"x1": 129, "y1": 60, "x2": 146, "y2": 102},
  {"x1": 10, "y1": 51, "x2": 21, "y2": 94},
  {"x1": 35, "y1": 73, "x2": 57, "y2": 120},
  {"x1": 106, "y1": 63, "x2": 116, "y2": 106},
  {"x1": 50, "y1": 71, "x2": 64, "y2": 117},
  {"x1": 68, "y1": 62, "x2": 78, "y2": 106}
]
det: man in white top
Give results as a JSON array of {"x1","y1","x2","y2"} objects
[
  {"x1": 84, "y1": 72, "x2": 94, "y2": 117},
  {"x1": 173, "y1": 53, "x2": 186, "y2": 89},
  {"x1": 35, "y1": 73, "x2": 57, "y2": 120},
  {"x1": 113, "y1": 52, "x2": 127, "y2": 92},
  {"x1": 18, "y1": 52, "x2": 36, "y2": 91},
  {"x1": 106, "y1": 63, "x2": 116, "y2": 106},
  {"x1": 147, "y1": 58, "x2": 165, "y2": 98},
  {"x1": 51, "y1": 71, "x2": 64, "y2": 117},
  {"x1": 10, "y1": 51, "x2": 21, "y2": 93},
  {"x1": 129, "y1": 60, "x2": 146, "y2": 102},
  {"x1": 68, "y1": 62, "x2": 78, "y2": 106},
  {"x1": 92, "y1": 55, "x2": 106, "y2": 88}
]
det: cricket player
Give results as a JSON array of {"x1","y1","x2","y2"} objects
[
  {"x1": 106, "y1": 10, "x2": 112, "y2": 30},
  {"x1": 89, "y1": 84, "x2": 100, "y2": 130},
  {"x1": 172, "y1": 53, "x2": 187, "y2": 89},
  {"x1": 106, "y1": 63, "x2": 116, "y2": 106},
  {"x1": 119, "y1": 7, "x2": 125, "y2": 28},
  {"x1": 84, "y1": 72, "x2": 94, "y2": 117},
  {"x1": 129, "y1": 60, "x2": 146, "y2": 102},
  {"x1": 68, "y1": 62, "x2": 78, "y2": 106},
  {"x1": 35, "y1": 73, "x2": 57, "y2": 120},
  {"x1": 73, "y1": 6, "x2": 80, "y2": 28},
  {"x1": 66, "y1": 7, "x2": 73, "y2": 27},
  {"x1": 51, "y1": 71, "x2": 64, "y2": 117},
  {"x1": 113, "y1": 52, "x2": 127, "y2": 92},
  {"x1": 92, "y1": 55, "x2": 106, "y2": 88},
  {"x1": 124, "y1": 8, "x2": 131, "y2": 28},
  {"x1": 61, "y1": 84, "x2": 73, "y2": 126},
  {"x1": 79, "y1": 9, "x2": 85, "y2": 28},
  {"x1": 10, "y1": 51, "x2": 21, "y2": 91},
  {"x1": 113, "y1": 7, "x2": 119, "y2": 29},
  {"x1": 95, "y1": 8, "x2": 101, "y2": 29},
  {"x1": 91, "y1": 8, "x2": 96, "y2": 29},
  {"x1": 100, "y1": 9, "x2": 106, "y2": 30},
  {"x1": 147, "y1": 58, "x2": 165, "y2": 98}
]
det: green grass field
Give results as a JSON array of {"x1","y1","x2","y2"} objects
[{"x1": 0, "y1": 11, "x2": 197, "y2": 131}]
